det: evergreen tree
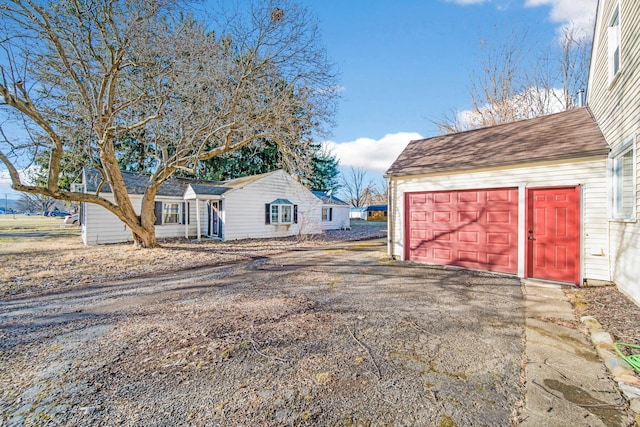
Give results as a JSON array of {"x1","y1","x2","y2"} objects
[
  {"x1": 196, "y1": 140, "x2": 340, "y2": 193},
  {"x1": 307, "y1": 148, "x2": 340, "y2": 193}
]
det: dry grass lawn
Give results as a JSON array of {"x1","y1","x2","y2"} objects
[
  {"x1": 0, "y1": 216, "x2": 386, "y2": 297},
  {"x1": 0, "y1": 214, "x2": 73, "y2": 232}
]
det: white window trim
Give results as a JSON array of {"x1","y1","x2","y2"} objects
[
  {"x1": 271, "y1": 203, "x2": 293, "y2": 225},
  {"x1": 162, "y1": 202, "x2": 181, "y2": 225},
  {"x1": 609, "y1": 137, "x2": 636, "y2": 221},
  {"x1": 608, "y1": 3, "x2": 621, "y2": 85}
]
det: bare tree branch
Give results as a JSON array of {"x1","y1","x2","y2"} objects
[
  {"x1": 0, "y1": 0, "x2": 337, "y2": 247},
  {"x1": 434, "y1": 25, "x2": 591, "y2": 134},
  {"x1": 341, "y1": 166, "x2": 375, "y2": 208}
]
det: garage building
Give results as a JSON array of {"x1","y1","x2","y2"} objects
[{"x1": 385, "y1": 107, "x2": 610, "y2": 285}]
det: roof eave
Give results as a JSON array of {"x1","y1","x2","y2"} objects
[{"x1": 385, "y1": 151, "x2": 610, "y2": 179}]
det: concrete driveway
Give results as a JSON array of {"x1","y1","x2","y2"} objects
[{"x1": 0, "y1": 239, "x2": 630, "y2": 425}]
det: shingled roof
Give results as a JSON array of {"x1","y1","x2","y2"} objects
[
  {"x1": 83, "y1": 169, "x2": 279, "y2": 197},
  {"x1": 311, "y1": 191, "x2": 349, "y2": 205},
  {"x1": 385, "y1": 107, "x2": 609, "y2": 178},
  {"x1": 84, "y1": 168, "x2": 197, "y2": 196}
]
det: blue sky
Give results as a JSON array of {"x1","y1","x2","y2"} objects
[
  {"x1": 0, "y1": 0, "x2": 597, "y2": 199},
  {"x1": 309, "y1": 0, "x2": 597, "y2": 185}
]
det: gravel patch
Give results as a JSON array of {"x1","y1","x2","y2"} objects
[
  {"x1": 0, "y1": 235, "x2": 524, "y2": 426},
  {"x1": 3, "y1": 221, "x2": 637, "y2": 425}
]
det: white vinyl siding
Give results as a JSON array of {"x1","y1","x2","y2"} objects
[
  {"x1": 82, "y1": 170, "x2": 323, "y2": 245},
  {"x1": 588, "y1": 0, "x2": 640, "y2": 304},
  {"x1": 319, "y1": 205, "x2": 350, "y2": 230},
  {"x1": 221, "y1": 170, "x2": 322, "y2": 241},
  {"x1": 82, "y1": 199, "x2": 133, "y2": 245},
  {"x1": 388, "y1": 157, "x2": 609, "y2": 282},
  {"x1": 588, "y1": 1, "x2": 640, "y2": 147},
  {"x1": 82, "y1": 195, "x2": 186, "y2": 245}
]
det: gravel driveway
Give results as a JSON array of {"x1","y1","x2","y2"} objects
[{"x1": 1, "y1": 239, "x2": 525, "y2": 426}]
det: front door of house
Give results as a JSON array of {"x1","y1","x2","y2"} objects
[
  {"x1": 209, "y1": 201, "x2": 219, "y2": 237},
  {"x1": 526, "y1": 186, "x2": 580, "y2": 285}
]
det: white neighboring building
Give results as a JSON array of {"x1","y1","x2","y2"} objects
[
  {"x1": 81, "y1": 169, "x2": 322, "y2": 245},
  {"x1": 350, "y1": 207, "x2": 367, "y2": 220},
  {"x1": 312, "y1": 191, "x2": 350, "y2": 230}
]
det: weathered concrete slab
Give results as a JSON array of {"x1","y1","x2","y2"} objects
[{"x1": 520, "y1": 283, "x2": 632, "y2": 426}]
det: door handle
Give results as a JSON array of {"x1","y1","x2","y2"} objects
[{"x1": 528, "y1": 236, "x2": 535, "y2": 240}]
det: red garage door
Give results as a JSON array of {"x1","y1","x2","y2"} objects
[{"x1": 405, "y1": 188, "x2": 519, "y2": 274}]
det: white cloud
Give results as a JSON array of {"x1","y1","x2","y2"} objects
[
  {"x1": 446, "y1": 0, "x2": 597, "y2": 40},
  {"x1": 0, "y1": 167, "x2": 37, "y2": 198},
  {"x1": 324, "y1": 132, "x2": 423, "y2": 173},
  {"x1": 525, "y1": 0, "x2": 597, "y2": 40},
  {"x1": 0, "y1": 169, "x2": 10, "y2": 184},
  {"x1": 454, "y1": 86, "x2": 567, "y2": 130},
  {"x1": 0, "y1": 169, "x2": 16, "y2": 186},
  {"x1": 0, "y1": 170, "x2": 20, "y2": 198}
]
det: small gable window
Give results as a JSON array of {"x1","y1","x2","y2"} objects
[
  {"x1": 610, "y1": 139, "x2": 635, "y2": 220},
  {"x1": 608, "y1": 4, "x2": 621, "y2": 83},
  {"x1": 265, "y1": 199, "x2": 297, "y2": 225}
]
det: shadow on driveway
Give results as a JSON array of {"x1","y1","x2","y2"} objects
[{"x1": 1, "y1": 239, "x2": 526, "y2": 426}]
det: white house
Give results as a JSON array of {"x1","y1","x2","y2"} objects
[
  {"x1": 350, "y1": 207, "x2": 367, "y2": 220},
  {"x1": 312, "y1": 191, "x2": 350, "y2": 230},
  {"x1": 587, "y1": 0, "x2": 640, "y2": 304},
  {"x1": 81, "y1": 169, "x2": 322, "y2": 245},
  {"x1": 385, "y1": 107, "x2": 610, "y2": 286}
]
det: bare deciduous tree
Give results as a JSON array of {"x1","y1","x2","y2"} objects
[
  {"x1": 0, "y1": 0, "x2": 337, "y2": 247},
  {"x1": 529, "y1": 25, "x2": 592, "y2": 111},
  {"x1": 369, "y1": 179, "x2": 388, "y2": 205},
  {"x1": 434, "y1": 25, "x2": 592, "y2": 134},
  {"x1": 467, "y1": 30, "x2": 529, "y2": 128},
  {"x1": 15, "y1": 192, "x2": 56, "y2": 214},
  {"x1": 340, "y1": 166, "x2": 375, "y2": 208}
]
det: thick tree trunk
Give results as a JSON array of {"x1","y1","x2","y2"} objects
[
  {"x1": 135, "y1": 192, "x2": 161, "y2": 248},
  {"x1": 97, "y1": 140, "x2": 163, "y2": 249},
  {"x1": 132, "y1": 228, "x2": 159, "y2": 249}
]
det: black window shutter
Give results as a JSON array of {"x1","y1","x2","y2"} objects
[
  {"x1": 265, "y1": 204, "x2": 271, "y2": 224},
  {"x1": 329, "y1": 207, "x2": 333, "y2": 221},
  {"x1": 182, "y1": 202, "x2": 186, "y2": 224},
  {"x1": 293, "y1": 205, "x2": 298, "y2": 224},
  {"x1": 154, "y1": 201, "x2": 163, "y2": 225}
]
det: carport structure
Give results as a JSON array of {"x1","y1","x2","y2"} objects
[{"x1": 386, "y1": 107, "x2": 610, "y2": 286}]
